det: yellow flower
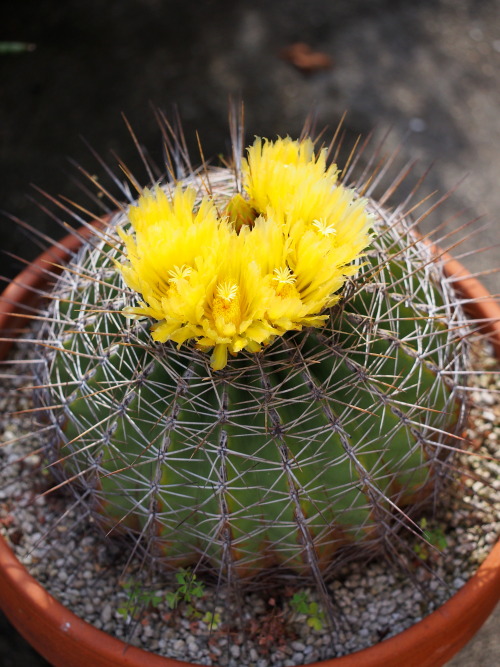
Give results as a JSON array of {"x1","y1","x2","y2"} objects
[{"x1": 117, "y1": 137, "x2": 373, "y2": 370}]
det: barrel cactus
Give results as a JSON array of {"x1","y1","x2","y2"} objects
[{"x1": 35, "y1": 128, "x2": 469, "y2": 590}]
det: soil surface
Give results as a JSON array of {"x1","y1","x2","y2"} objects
[{"x1": 1, "y1": 0, "x2": 499, "y2": 665}]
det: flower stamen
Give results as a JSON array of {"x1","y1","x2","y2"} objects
[
  {"x1": 216, "y1": 281, "x2": 238, "y2": 303},
  {"x1": 273, "y1": 267, "x2": 296, "y2": 285},
  {"x1": 168, "y1": 264, "x2": 192, "y2": 283},
  {"x1": 313, "y1": 218, "x2": 336, "y2": 236}
]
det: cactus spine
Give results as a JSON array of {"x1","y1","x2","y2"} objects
[{"x1": 35, "y1": 130, "x2": 469, "y2": 586}]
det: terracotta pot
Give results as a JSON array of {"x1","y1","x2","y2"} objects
[{"x1": 0, "y1": 229, "x2": 499, "y2": 667}]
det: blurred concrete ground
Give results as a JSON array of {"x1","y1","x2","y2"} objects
[
  {"x1": 1, "y1": 0, "x2": 499, "y2": 293},
  {"x1": 448, "y1": 605, "x2": 500, "y2": 666},
  {"x1": 0, "y1": 0, "x2": 498, "y2": 664}
]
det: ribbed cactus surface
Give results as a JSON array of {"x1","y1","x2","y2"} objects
[{"x1": 36, "y1": 162, "x2": 469, "y2": 582}]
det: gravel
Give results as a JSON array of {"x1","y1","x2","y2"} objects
[{"x1": 0, "y1": 336, "x2": 499, "y2": 666}]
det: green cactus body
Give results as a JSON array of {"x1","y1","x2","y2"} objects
[{"x1": 37, "y1": 167, "x2": 468, "y2": 582}]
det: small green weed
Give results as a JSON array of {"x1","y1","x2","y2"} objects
[
  {"x1": 117, "y1": 569, "x2": 215, "y2": 623},
  {"x1": 202, "y1": 610, "x2": 222, "y2": 630},
  {"x1": 290, "y1": 591, "x2": 325, "y2": 631},
  {"x1": 117, "y1": 579, "x2": 163, "y2": 619},
  {"x1": 414, "y1": 518, "x2": 448, "y2": 560},
  {"x1": 165, "y1": 568, "x2": 205, "y2": 617}
]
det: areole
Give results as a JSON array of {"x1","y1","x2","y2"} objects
[{"x1": 0, "y1": 224, "x2": 499, "y2": 667}]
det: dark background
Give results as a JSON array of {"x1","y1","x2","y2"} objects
[
  {"x1": 2, "y1": 0, "x2": 500, "y2": 293},
  {"x1": 1, "y1": 1, "x2": 499, "y2": 665}
]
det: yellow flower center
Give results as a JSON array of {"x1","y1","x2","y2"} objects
[
  {"x1": 313, "y1": 218, "x2": 336, "y2": 237},
  {"x1": 273, "y1": 267, "x2": 299, "y2": 299},
  {"x1": 168, "y1": 264, "x2": 192, "y2": 283},
  {"x1": 273, "y1": 267, "x2": 296, "y2": 285},
  {"x1": 213, "y1": 282, "x2": 241, "y2": 326},
  {"x1": 216, "y1": 281, "x2": 239, "y2": 302}
]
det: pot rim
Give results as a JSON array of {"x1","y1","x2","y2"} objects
[{"x1": 0, "y1": 227, "x2": 499, "y2": 667}]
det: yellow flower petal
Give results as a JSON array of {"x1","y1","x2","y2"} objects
[{"x1": 117, "y1": 137, "x2": 372, "y2": 370}]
